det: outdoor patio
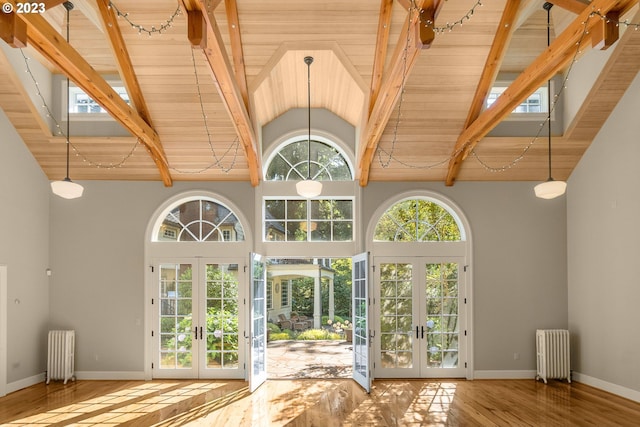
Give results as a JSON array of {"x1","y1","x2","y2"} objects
[{"x1": 267, "y1": 340, "x2": 352, "y2": 379}]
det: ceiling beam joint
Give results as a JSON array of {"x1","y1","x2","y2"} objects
[{"x1": 0, "y1": 11, "x2": 27, "y2": 48}]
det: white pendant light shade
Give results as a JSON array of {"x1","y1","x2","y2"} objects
[
  {"x1": 296, "y1": 179, "x2": 322, "y2": 198},
  {"x1": 51, "y1": 178, "x2": 84, "y2": 199},
  {"x1": 534, "y1": 178, "x2": 566, "y2": 200}
]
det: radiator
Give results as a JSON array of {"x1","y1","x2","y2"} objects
[
  {"x1": 46, "y1": 330, "x2": 75, "y2": 384},
  {"x1": 536, "y1": 329, "x2": 571, "y2": 383}
]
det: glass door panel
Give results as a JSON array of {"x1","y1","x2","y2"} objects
[
  {"x1": 202, "y1": 263, "x2": 241, "y2": 375},
  {"x1": 249, "y1": 253, "x2": 267, "y2": 392},
  {"x1": 157, "y1": 263, "x2": 197, "y2": 377},
  {"x1": 352, "y1": 252, "x2": 370, "y2": 392},
  {"x1": 424, "y1": 261, "x2": 465, "y2": 377},
  {"x1": 376, "y1": 261, "x2": 419, "y2": 377}
]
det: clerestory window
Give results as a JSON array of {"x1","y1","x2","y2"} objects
[
  {"x1": 264, "y1": 199, "x2": 353, "y2": 242},
  {"x1": 265, "y1": 139, "x2": 352, "y2": 182}
]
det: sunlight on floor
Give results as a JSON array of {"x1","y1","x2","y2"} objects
[
  {"x1": 0, "y1": 380, "x2": 458, "y2": 426},
  {"x1": 0, "y1": 382, "x2": 236, "y2": 426}
]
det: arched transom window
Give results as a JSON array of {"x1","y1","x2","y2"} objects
[
  {"x1": 265, "y1": 139, "x2": 352, "y2": 181},
  {"x1": 374, "y1": 198, "x2": 463, "y2": 242},
  {"x1": 156, "y1": 198, "x2": 245, "y2": 242}
]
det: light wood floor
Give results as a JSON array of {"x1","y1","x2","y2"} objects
[{"x1": 1, "y1": 378, "x2": 640, "y2": 426}]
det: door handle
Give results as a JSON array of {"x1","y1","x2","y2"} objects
[
  {"x1": 421, "y1": 326, "x2": 424, "y2": 339},
  {"x1": 416, "y1": 326, "x2": 419, "y2": 339},
  {"x1": 199, "y1": 326, "x2": 203, "y2": 340},
  {"x1": 193, "y1": 326, "x2": 198, "y2": 340}
]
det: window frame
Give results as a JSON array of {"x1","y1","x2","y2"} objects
[
  {"x1": 263, "y1": 197, "x2": 355, "y2": 243},
  {"x1": 63, "y1": 81, "x2": 130, "y2": 121},
  {"x1": 263, "y1": 134, "x2": 355, "y2": 182},
  {"x1": 280, "y1": 280, "x2": 290, "y2": 308},
  {"x1": 487, "y1": 80, "x2": 556, "y2": 122}
]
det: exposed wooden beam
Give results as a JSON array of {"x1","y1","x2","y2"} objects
[
  {"x1": 369, "y1": 0, "x2": 393, "y2": 115},
  {"x1": 592, "y1": 10, "x2": 619, "y2": 49},
  {"x1": 358, "y1": 0, "x2": 430, "y2": 186},
  {"x1": 549, "y1": 0, "x2": 589, "y2": 14},
  {"x1": 181, "y1": 0, "x2": 261, "y2": 186},
  {"x1": 418, "y1": 3, "x2": 436, "y2": 47},
  {"x1": 186, "y1": 9, "x2": 206, "y2": 47},
  {"x1": 4, "y1": 5, "x2": 173, "y2": 186},
  {"x1": 95, "y1": 0, "x2": 153, "y2": 126},
  {"x1": 418, "y1": 0, "x2": 446, "y2": 48},
  {"x1": 224, "y1": 0, "x2": 249, "y2": 111},
  {"x1": 0, "y1": 12, "x2": 27, "y2": 48},
  {"x1": 445, "y1": 0, "x2": 626, "y2": 186},
  {"x1": 463, "y1": 1, "x2": 522, "y2": 130}
]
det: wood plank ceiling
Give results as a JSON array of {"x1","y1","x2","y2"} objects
[{"x1": 1, "y1": 0, "x2": 639, "y2": 187}]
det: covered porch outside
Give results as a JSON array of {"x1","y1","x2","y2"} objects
[{"x1": 267, "y1": 259, "x2": 336, "y2": 329}]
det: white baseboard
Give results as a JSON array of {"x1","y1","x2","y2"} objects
[
  {"x1": 7, "y1": 372, "x2": 45, "y2": 394},
  {"x1": 573, "y1": 372, "x2": 640, "y2": 403},
  {"x1": 75, "y1": 371, "x2": 146, "y2": 380},
  {"x1": 474, "y1": 370, "x2": 536, "y2": 380}
]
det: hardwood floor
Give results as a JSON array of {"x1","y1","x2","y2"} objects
[{"x1": 1, "y1": 378, "x2": 639, "y2": 426}]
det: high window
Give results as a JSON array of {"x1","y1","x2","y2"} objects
[
  {"x1": 264, "y1": 199, "x2": 353, "y2": 242},
  {"x1": 265, "y1": 139, "x2": 352, "y2": 182},
  {"x1": 263, "y1": 137, "x2": 355, "y2": 243}
]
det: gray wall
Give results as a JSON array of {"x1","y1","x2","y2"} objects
[
  {"x1": 567, "y1": 71, "x2": 640, "y2": 394},
  {"x1": 49, "y1": 181, "x2": 254, "y2": 372},
  {"x1": 0, "y1": 109, "x2": 51, "y2": 385},
  {"x1": 363, "y1": 182, "x2": 568, "y2": 372}
]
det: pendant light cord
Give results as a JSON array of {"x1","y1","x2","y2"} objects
[
  {"x1": 545, "y1": 2, "x2": 553, "y2": 180},
  {"x1": 64, "y1": 1, "x2": 74, "y2": 180},
  {"x1": 305, "y1": 56, "x2": 313, "y2": 180}
]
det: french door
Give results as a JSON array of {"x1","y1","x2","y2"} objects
[
  {"x1": 152, "y1": 259, "x2": 245, "y2": 379},
  {"x1": 374, "y1": 257, "x2": 467, "y2": 378},
  {"x1": 249, "y1": 253, "x2": 267, "y2": 392},
  {"x1": 352, "y1": 252, "x2": 370, "y2": 392}
]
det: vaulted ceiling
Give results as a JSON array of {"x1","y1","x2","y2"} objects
[{"x1": 1, "y1": 0, "x2": 639, "y2": 188}]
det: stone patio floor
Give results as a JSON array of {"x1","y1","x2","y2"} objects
[{"x1": 267, "y1": 340, "x2": 352, "y2": 379}]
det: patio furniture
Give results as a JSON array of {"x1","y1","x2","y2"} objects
[
  {"x1": 277, "y1": 313, "x2": 307, "y2": 331},
  {"x1": 291, "y1": 312, "x2": 313, "y2": 329}
]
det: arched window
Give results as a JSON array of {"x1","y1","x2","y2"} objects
[
  {"x1": 373, "y1": 198, "x2": 463, "y2": 242},
  {"x1": 265, "y1": 139, "x2": 352, "y2": 181},
  {"x1": 154, "y1": 198, "x2": 245, "y2": 242}
]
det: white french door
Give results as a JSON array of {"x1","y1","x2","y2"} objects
[
  {"x1": 152, "y1": 259, "x2": 245, "y2": 379},
  {"x1": 249, "y1": 253, "x2": 267, "y2": 392},
  {"x1": 352, "y1": 252, "x2": 370, "y2": 392},
  {"x1": 374, "y1": 257, "x2": 467, "y2": 378}
]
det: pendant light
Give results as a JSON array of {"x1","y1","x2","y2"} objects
[
  {"x1": 534, "y1": 2, "x2": 566, "y2": 200},
  {"x1": 296, "y1": 56, "x2": 322, "y2": 198},
  {"x1": 51, "y1": 1, "x2": 84, "y2": 200}
]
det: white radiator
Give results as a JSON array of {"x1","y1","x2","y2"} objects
[
  {"x1": 46, "y1": 330, "x2": 75, "y2": 384},
  {"x1": 536, "y1": 329, "x2": 571, "y2": 383}
]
